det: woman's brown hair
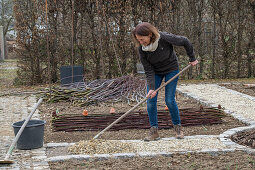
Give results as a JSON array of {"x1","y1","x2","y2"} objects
[{"x1": 131, "y1": 22, "x2": 160, "y2": 47}]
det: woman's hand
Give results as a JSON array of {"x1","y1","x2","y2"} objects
[
  {"x1": 146, "y1": 89, "x2": 157, "y2": 99},
  {"x1": 189, "y1": 60, "x2": 198, "y2": 66}
]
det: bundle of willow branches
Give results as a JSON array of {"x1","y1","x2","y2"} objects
[
  {"x1": 44, "y1": 76, "x2": 147, "y2": 106},
  {"x1": 52, "y1": 107, "x2": 226, "y2": 132}
]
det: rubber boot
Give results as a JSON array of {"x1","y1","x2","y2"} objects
[
  {"x1": 144, "y1": 126, "x2": 160, "y2": 141},
  {"x1": 173, "y1": 124, "x2": 184, "y2": 139}
]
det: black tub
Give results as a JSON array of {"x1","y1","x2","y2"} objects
[{"x1": 12, "y1": 119, "x2": 46, "y2": 150}]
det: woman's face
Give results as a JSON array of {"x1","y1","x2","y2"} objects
[{"x1": 135, "y1": 34, "x2": 151, "y2": 46}]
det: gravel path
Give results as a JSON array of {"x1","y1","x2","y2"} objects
[
  {"x1": 177, "y1": 84, "x2": 255, "y2": 123},
  {"x1": 131, "y1": 137, "x2": 227, "y2": 152},
  {"x1": 0, "y1": 96, "x2": 49, "y2": 169},
  {"x1": 0, "y1": 96, "x2": 38, "y2": 136}
]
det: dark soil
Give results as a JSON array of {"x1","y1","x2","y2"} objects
[
  {"x1": 220, "y1": 82, "x2": 255, "y2": 97},
  {"x1": 49, "y1": 151, "x2": 255, "y2": 170},
  {"x1": 231, "y1": 130, "x2": 255, "y2": 149}
]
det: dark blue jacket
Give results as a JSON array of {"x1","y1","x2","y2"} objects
[{"x1": 138, "y1": 32, "x2": 196, "y2": 90}]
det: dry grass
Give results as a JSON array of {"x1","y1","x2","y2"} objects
[{"x1": 0, "y1": 59, "x2": 18, "y2": 88}]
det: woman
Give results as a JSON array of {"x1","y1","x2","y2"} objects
[{"x1": 132, "y1": 22, "x2": 198, "y2": 141}]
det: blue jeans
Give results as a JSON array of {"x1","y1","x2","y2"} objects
[{"x1": 147, "y1": 70, "x2": 180, "y2": 127}]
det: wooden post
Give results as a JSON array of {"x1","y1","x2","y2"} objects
[{"x1": 0, "y1": 26, "x2": 5, "y2": 61}]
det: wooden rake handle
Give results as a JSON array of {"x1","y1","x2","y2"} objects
[{"x1": 93, "y1": 64, "x2": 191, "y2": 139}]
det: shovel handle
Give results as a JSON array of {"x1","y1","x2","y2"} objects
[{"x1": 93, "y1": 64, "x2": 191, "y2": 139}]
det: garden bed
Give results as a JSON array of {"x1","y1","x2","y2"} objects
[
  {"x1": 40, "y1": 91, "x2": 246, "y2": 143},
  {"x1": 41, "y1": 81, "x2": 255, "y2": 169}
]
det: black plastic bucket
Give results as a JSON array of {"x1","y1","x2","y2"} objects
[{"x1": 12, "y1": 119, "x2": 46, "y2": 150}]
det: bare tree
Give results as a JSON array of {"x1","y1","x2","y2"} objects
[
  {"x1": 0, "y1": 0, "x2": 14, "y2": 36},
  {"x1": 12, "y1": 0, "x2": 255, "y2": 85}
]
